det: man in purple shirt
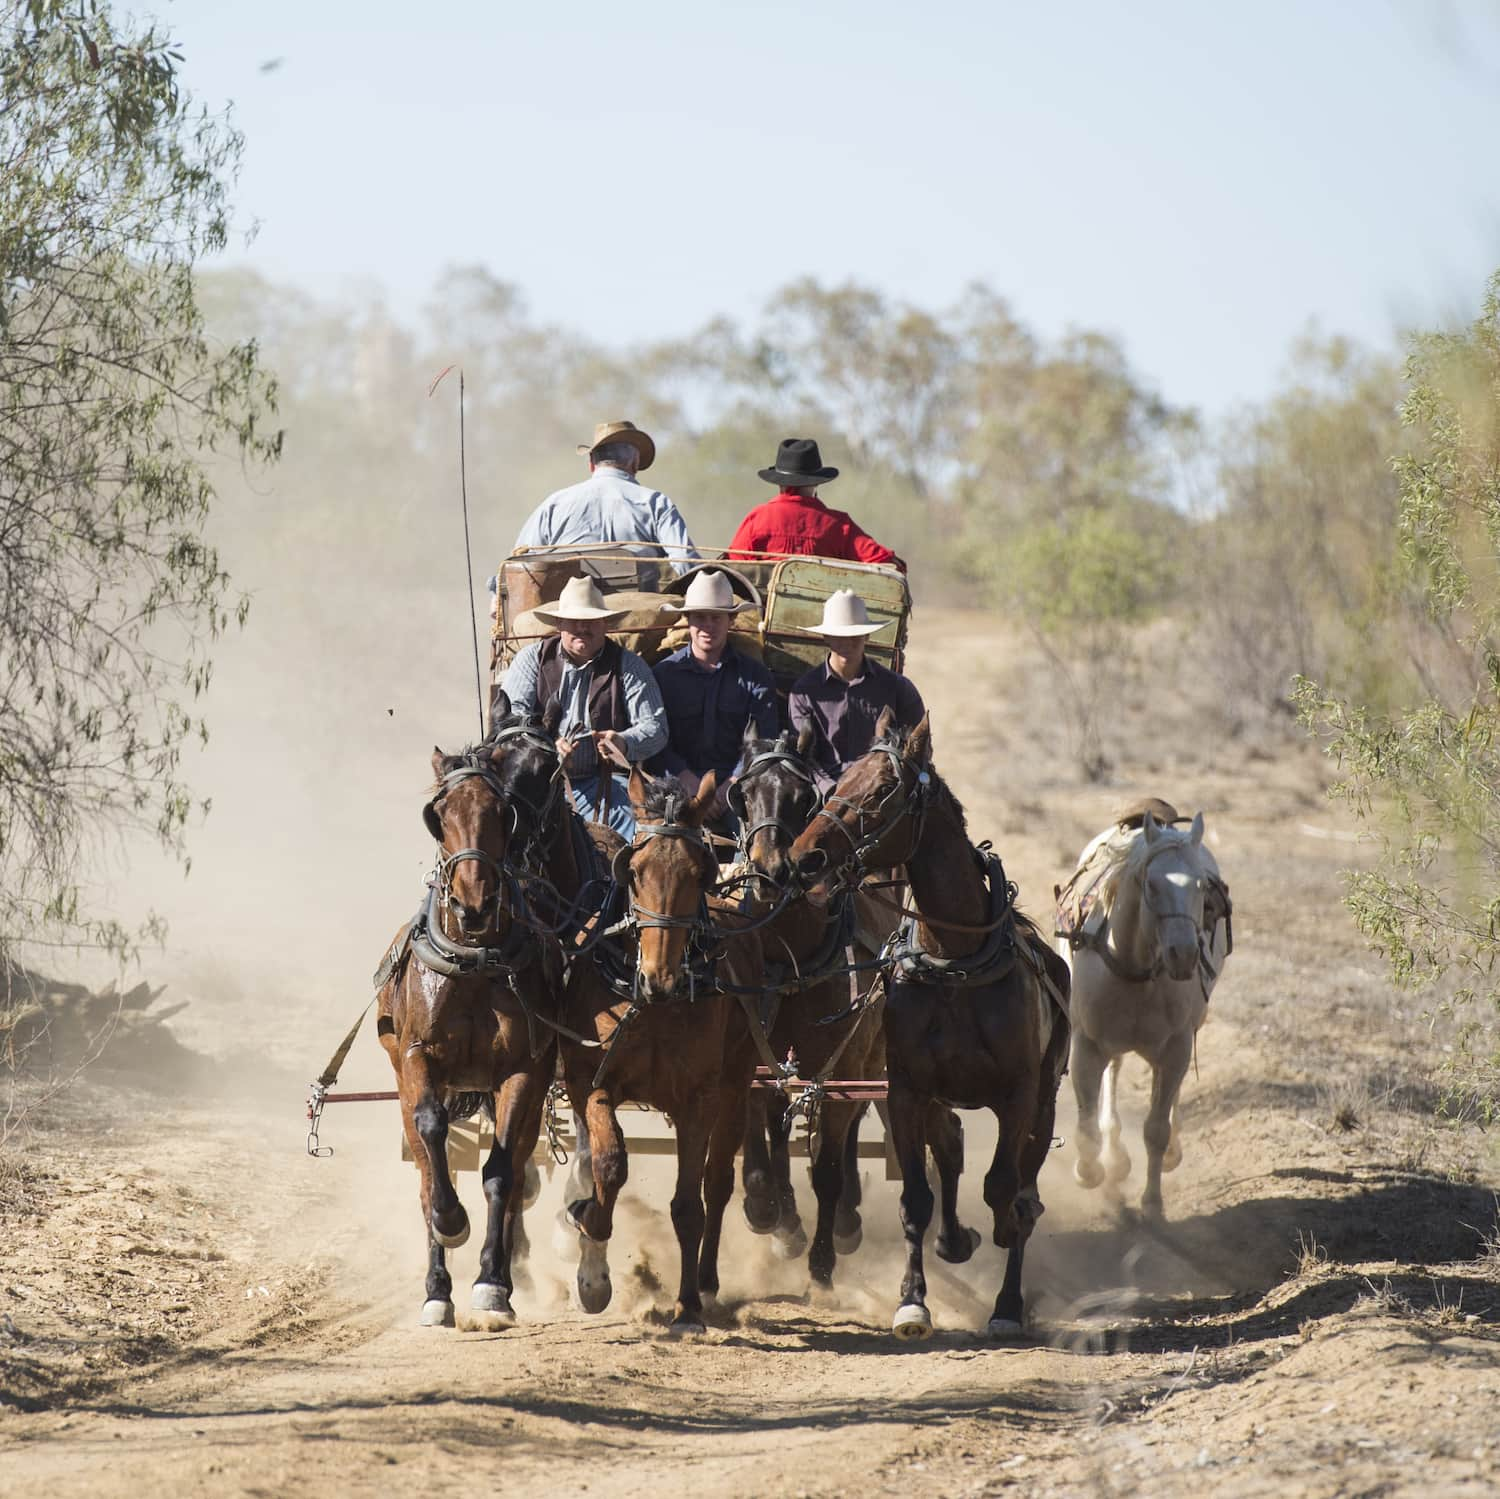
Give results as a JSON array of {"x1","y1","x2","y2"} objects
[{"x1": 788, "y1": 589, "x2": 925, "y2": 795}]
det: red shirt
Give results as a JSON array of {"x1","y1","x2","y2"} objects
[{"x1": 725, "y1": 491, "x2": 905, "y2": 571}]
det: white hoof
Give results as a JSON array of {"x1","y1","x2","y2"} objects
[
  {"x1": 892, "y1": 1303, "x2": 933, "y2": 1340},
  {"x1": 700, "y1": 1288, "x2": 717, "y2": 1312},
  {"x1": 469, "y1": 1284, "x2": 516, "y2": 1328},
  {"x1": 577, "y1": 1235, "x2": 612, "y2": 1314},
  {"x1": 771, "y1": 1222, "x2": 808, "y2": 1260},
  {"x1": 668, "y1": 1317, "x2": 706, "y2": 1337},
  {"x1": 1073, "y1": 1157, "x2": 1106, "y2": 1190},
  {"x1": 433, "y1": 1220, "x2": 470, "y2": 1250},
  {"x1": 987, "y1": 1316, "x2": 1023, "y2": 1340},
  {"x1": 420, "y1": 1298, "x2": 455, "y2": 1328}
]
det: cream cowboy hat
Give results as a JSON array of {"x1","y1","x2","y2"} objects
[
  {"x1": 662, "y1": 569, "x2": 751, "y2": 615},
  {"x1": 575, "y1": 419, "x2": 656, "y2": 472},
  {"x1": 804, "y1": 589, "x2": 886, "y2": 638},
  {"x1": 533, "y1": 575, "x2": 629, "y2": 627}
]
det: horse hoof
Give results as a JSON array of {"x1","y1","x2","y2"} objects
[
  {"x1": 935, "y1": 1226, "x2": 981, "y2": 1265},
  {"x1": 419, "y1": 1298, "x2": 455, "y2": 1328},
  {"x1": 669, "y1": 1317, "x2": 706, "y2": 1338},
  {"x1": 577, "y1": 1238, "x2": 612, "y2": 1315},
  {"x1": 987, "y1": 1316, "x2": 1024, "y2": 1341},
  {"x1": 470, "y1": 1284, "x2": 516, "y2": 1328},
  {"x1": 742, "y1": 1194, "x2": 781, "y2": 1235},
  {"x1": 772, "y1": 1222, "x2": 808, "y2": 1260},
  {"x1": 892, "y1": 1303, "x2": 933, "y2": 1341},
  {"x1": 431, "y1": 1208, "x2": 470, "y2": 1249},
  {"x1": 1073, "y1": 1158, "x2": 1106, "y2": 1190},
  {"x1": 521, "y1": 1160, "x2": 542, "y2": 1208},
  {"x1": 833, "y1": 1221, "x2": 863, "y2": 1256},
  {"x1": 700, "y1": 1288, "x2": 717, "y2": 1312}
]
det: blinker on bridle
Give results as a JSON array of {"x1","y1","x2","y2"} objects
[{"x1": 808, "y1": 741, "x2": 931, "y2": 889}]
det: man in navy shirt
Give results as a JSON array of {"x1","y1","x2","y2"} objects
[{"x1": 653, "y1": 571, "x2": 779, "y2": 824}]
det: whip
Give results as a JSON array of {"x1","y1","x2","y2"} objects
[{"x1": 428, "y1": 364, "x2": 486, "y2": 740}]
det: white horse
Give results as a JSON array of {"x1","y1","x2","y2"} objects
[{"x1": 1055, "y1": 806, "x2": 1231, "y2": 1219}]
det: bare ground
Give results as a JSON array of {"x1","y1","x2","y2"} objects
[{"x1": 2, "y1": 609, "x2": 1498, "y2": 1497}]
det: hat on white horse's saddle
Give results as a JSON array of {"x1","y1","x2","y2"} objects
[
  {"x1": 805, "y1": 589, "x2": 887, "y2": 638},
  {"x1": 533, "y1": 575, "x2": 629, "y2": 626},
  {"x1": 662, "y1": 570, "x2": 751, "y2": 615},
  {"x1": 576, "y1": 419, "x2": 656, "y2": 472}
]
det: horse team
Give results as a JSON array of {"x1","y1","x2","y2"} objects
[{"x1": 376, "y1": 696, "x2": 1231, "y2": 1341}]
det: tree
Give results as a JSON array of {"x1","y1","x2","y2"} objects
[
  {"x1": 0, "y1": 1, "x2": 280, "y2": 963},
  {"x1": 1296, "y1": 272, "x2": 1500, "y2": 1120}
]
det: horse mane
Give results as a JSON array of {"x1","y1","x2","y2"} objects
[{"x1": 633, "y1": 771, "x2": 692, "y2": 826}]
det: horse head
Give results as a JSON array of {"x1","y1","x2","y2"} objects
[
  {"x1": 732, "y1": 723, "x2": 820, "y2": 888},
  {"x1": 425, "y1": 696, "x2": 562, "y2": 939},
  {"x1": 624, "y1": 765, "x2": 719, "y2": 1003},
  {"x1": 1134, "y1": 810, "x2": 1210, "y2": 982},
  {"x1": 790, "y1": 708, "x2": 933, "y2": 892}
]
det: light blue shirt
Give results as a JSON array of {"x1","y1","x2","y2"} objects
[
  {"x1": 513, "y1": 465, "x2": 699, "y2": 590},
  {"x1": 502, "y1": 639, "x2": 668, "y2": 779}
]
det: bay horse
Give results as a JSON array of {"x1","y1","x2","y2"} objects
[
  {"x1": 1057, "y1": 807, "x2": 1231, "y2": 1218},
  {"x1": 374, "y1": 706, "x2": 566, "y2": 1330},
  {"x1": 790, "y1": 712, "x2": 1072, "y2": 1340},
  {"x1": 554, "y1": 766, "x2": 762, "y2": 1334}
]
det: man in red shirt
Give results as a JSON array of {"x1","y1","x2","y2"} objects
[{"x1": 725, "y1": 438, "x2": 905, "y2": 571}]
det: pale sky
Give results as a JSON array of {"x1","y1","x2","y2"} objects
[{"x1": 167, "y1": 0, "x2": 1500, "y2": 418}]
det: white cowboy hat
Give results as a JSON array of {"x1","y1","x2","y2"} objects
[
  {"x1": 575, "y1": 419, "x2": 655, "y2": 471},
  {"x1": 804, "y1": 589, "x2": 886, "y2": 638},
  {"x1": 662, "y1": 570, "x2": 752, "y2": 615},
  {"x1": 532, "y1": 575, "x2": 629, "y2": 627}
]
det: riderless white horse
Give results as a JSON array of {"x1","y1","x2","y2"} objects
[{"x1": 1055, "y1": 802, "x2": 1232, "y2": 1219}]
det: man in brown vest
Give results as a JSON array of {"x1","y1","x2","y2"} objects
[{"x1": 501, "y1": 576, "x2": 668, "y2": 836}]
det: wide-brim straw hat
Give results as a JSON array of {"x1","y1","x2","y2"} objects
[
  {"x1": 533, "y1": 575, "x2": 630, "y2": 627},
  {"x1": 576, "y1": 419, "x2": 656, "y2": 472},
  {"x1": 803, "y1": 588, "x2": 886, "y2": 638},
  {"x1": 661, "y1": 569, "x2": 751, "y2": 615}
]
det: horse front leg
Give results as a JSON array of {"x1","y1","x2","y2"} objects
[
  {"x1": 567, "y1": 1086, "x2": 627, "y2": 1314},
  {"x1": 769, "y1": 1093, "x2": 807, "y2": 1259},
  {"x1": 1142, "y1": 1031, "x2": 1192, "y2": 1219},
  {"x1": 402, "y1": 1051, "x2": 468, "y2": 1250},
  {"x1": 887, "y1": 1080, "x2": 935, "y2": 1340},
  {"x1": 807, "y1": 1099, "x2": 860, "y2": 1287},
  {"x1": 397, "y1": 1067, "x2": 459, "y2": 1329},
  {"x1": 833, "y1": 1101, "x2": 868, "y2": 1254},
  {"x1": 1070, "y1": 1030, "x2": 1109, "y2": 1189},
  {"x1": 740, "y1": 1086, "x2": 780, "y2": 1233},
  {"x1": 929, "y1": 1104, "x2": 980, "y2": 1264},
  {"x1": 985, "y1": 1078, "x2": 1039, "y2": 1338},
  {"x1": 669, "y1": 1105, "x2": 712, "y2": 1334},
  {"x1": 699, "y1": 1071, "x2": 751, "y2": 1308},
  {"x1": 471, "y1": 1069, "x2": 544, "y2": 1330}
]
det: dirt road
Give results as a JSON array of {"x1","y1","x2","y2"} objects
[{"x1": 3, "y1": 613, "x2": 1498, "y2": 1497}]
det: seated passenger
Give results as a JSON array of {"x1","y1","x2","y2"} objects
[
  {"x1": 502, "y1": 576, "x2": 667, "y2": 837},
  {"x1": 787, "y1": 589, "x2": 924, "y2": 795},
  {"x1": 512, "y1": 420, "x2": 699, "y2": 591},
  {"x1": 653, "y1": 571, "x2": 779, "y2": 828},
  {"x1": 725, "y1": 438, "x2": 905, "y2": 572}
]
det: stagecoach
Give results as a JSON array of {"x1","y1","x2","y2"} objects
[{"x1": 309, "y1": 543, "x2": 914, "y2": 1174}]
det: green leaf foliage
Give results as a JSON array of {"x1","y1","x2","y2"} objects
[{"x1": 0, "y1": 0, "x2": 280, "y2": 962}]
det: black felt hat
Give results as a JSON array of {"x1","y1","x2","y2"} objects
[{"x1": 758, "y1": 437, "x2": 839, "y2": 487}]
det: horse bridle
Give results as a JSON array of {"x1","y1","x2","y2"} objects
[
  {"x1": 612, "y1": 817, "x2": 724, "y2": 999},
  {"x1": 807, "y1": 741, "x2": 932, "y2": 891},
  {"x1": 1101, "y1": 840, "x2": 1213, "y2": 984},
  {"x1": 423, "y1": 725, "x2": 565, "y2": 934},
  {"x1": 730, "y1": 747, "x2": 823, "y2": 868}
]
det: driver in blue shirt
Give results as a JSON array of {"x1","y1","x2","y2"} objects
[{"x1": 653, "y1": 571, "x2": 779, "y2": 828}]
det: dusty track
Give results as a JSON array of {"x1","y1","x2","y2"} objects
[{"x1": 3, "y1": 611, "x2": 1498, "y2": 1497}]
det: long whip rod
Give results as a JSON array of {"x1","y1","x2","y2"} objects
[{"x1": 429, "y1": 364, "x2": 486, "y2": 741}]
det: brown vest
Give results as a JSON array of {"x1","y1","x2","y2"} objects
[{"x1": 534, "y1": 635, "x2": 628, "y2": 733}]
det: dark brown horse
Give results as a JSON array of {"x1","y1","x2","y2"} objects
[
  {"x1": 790, "y1": 712, "x2": 1072, "y2": 1340},
  {"x1": 555, "y1": 766, "x2": 761, "y2": 1333},
  {"x1": 375, "y1": 710, "x2": 566, "y2": 1329},
  {"x1": 733, "y1": 727, "x2": 890, "y2": 1282}
]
